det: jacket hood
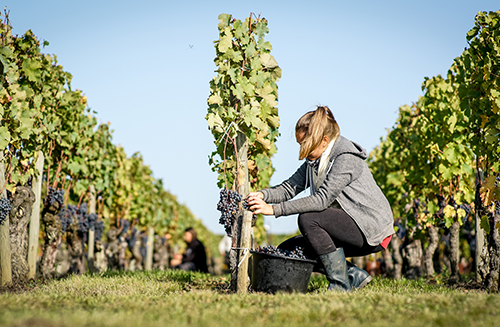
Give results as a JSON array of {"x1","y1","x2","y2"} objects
[{"x1": 329, "y1": 136, "x2": 367, "y2": 161}]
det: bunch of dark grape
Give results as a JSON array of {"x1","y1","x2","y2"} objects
[
  {"x1": 459, "y1": 203, "x2": 472, "y2": 224},
  {"x1": 118, "y1": 219, "x2": 130, "y2": 237},
  {"x1": 448, "y1": 196, "x2": 458, "y2": 210},
  {"x1": 78, "y1": 202, "x2": 88, "y2": 216},
  {"x1": 86, "y1": 213, "x2": 98, "y2": 231},
  {"x1": 255, "y1": 245, "x2": 308, "y2": 260},
  {"x1": 217, "y1": 189, "x2": 260, "y2": 235},
  {"x1": 76, "y1": 203, "x2": 90, "y2": 240},
  {"x1": 58, "y1": 204, "x2": 76, "y2": 233},
  {"x1": 94, "y1": 220, "x2": 104, "y2": 242},
  {"x1": 126, "y1": 227, "x2": 138, "y2": 248},
  {"x1": 0, "y1": 197, "x2": 12, "y2": 225},
  {"x1": 217, "y1": 189, "x2": 242, "y2": 236},
  {"x1": 140, "y1": 234, "x2": 148, "y2": 258},
  {"x1": 394, "y1": 218, "x2": 405, "y2": 239},
  {"x1": 435, "y1": 194, "x2": 447, "y2": 227},
  {"x1": 46, "y1": 187, "x2": 65, "y2": 207}
]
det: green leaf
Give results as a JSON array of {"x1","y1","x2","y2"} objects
[
  {"x1": 0, "y1": 126, "x2": 11, "y2": 149},
  {"x1": 68, "y1": 160, "x2": 82, "y2": 174},
  {"x1": 255, "y1": 154, "x2": 270, "y2": 170},
  {"x1": 485, "y1": 129, "x2": 499, "y2": 144},
  {"x1": 270, "y1": 66, "x2": 282, "y2": 80},
  {"x1": 231, "y1": 84, "x2": 245, "y2": 101},
  {"x1": 480, "y1": 215, "x2": 491, "y2": 233},
  {"x1": 438, "y1": 163, "x2": 453, "y2": 180},
  {"x1": 21, "y1": 59, "x2": 42, "y2": 83},
  {"x1": 255, "y1": 20, "x2": 269, "y2": 38},
  {"x1": 443, "y1": 146, "x2": 457, "y2": 163},
  {"x1": 242, "y1": 105, "x2": 261, "y2": 128},
  {"x1": 427, "y1": 201, "x2": 438, "y2": 215},
  {"x1": 218, "y1": 14, "x2": 232, "y2": 27},
  {"x1": 245, "y1": 42, "x2": 256, "y2": 58},
  {"x1": 256, "y1": 84, "x2": 277, "y2": 108},
  {"x1": 233, "y1": 20, "x2": 246, "y2": 39},
  {"x1": 218, "y1": 34, "x2": 232, "y2": 53},
  {"x1": 448, "y1": 113, "x2": 457, "y2": 132},
  {"x1": 0, "y1": 54, "x2": 9, "y2": 74},
  {"x1": 461, "y1": 163, "x2": 474, "y2": 176}
]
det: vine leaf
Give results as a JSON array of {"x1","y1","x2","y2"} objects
[
  {"x1": 207, "y1": 112, "x2": 225, "y2": 133},
  {"x1": 0, "y1": 126, "x2": 10, "y2": 149},
  {"x1": 480, "y1": 175, "x2": 496, "y2": 206},
  {"x1": 260, "y1": 53, "x2": 278, "y2": 69}
]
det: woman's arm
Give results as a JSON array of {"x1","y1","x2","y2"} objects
[
  {"x1": 272, "y1": 154, "x2": 363, "y2": 217},
  {"x1": 259, "y1": 162, "x2": 308, "y2": 204}
]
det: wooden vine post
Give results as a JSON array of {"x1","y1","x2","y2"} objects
[
  {"x1": 145, "y1": 227, "x2": 154, "y2": 271},
  {"x1": 234, "y1": 133, "x2": 253, "y2": 293},
  {"x1": 0, "y1": 152, "x2": 12, "y2": 286},
  {"x1": 475, "y1": 207, "x2": 485, "y2": 281},
  {"x1": 87, "y1": 184, "x2": 96, "y2": 273},
  {"x1": 27, "y1": 151, "x2": 44, "y2": 280}
]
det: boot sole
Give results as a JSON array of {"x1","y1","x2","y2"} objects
[{"x1": 356, "y1": 275, "x2": 373, "y2": 290}]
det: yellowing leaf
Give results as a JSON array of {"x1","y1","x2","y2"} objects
[
  {"x1": 208, "y1": 94, "x2": 222, "y2": 105},
  {"x1": 448, "y1": 113, "x2": 457, "y2": 132},
  {"x1": 443, "y1": 205, "x2": 456, "y2": 219},
  {"x1": 430, "y1": 143, "x2": 440, "y2": 154},
  {"x1": 480, "y1": 175, "x2": 496, "y2": 206},
  {"x1": 248, "y1": 159, "x2": 256, "y2": 171},
  {"x1": 206, "y1": 112, "x2": 224, "y2": 133},
  {"x1": 238, "y1": 167, "x2": 246, "y2": 186},
  {"x1": 267, "y1": 115, "x2": 279, "y2": 128},
  {"x1": 256, "y1": 135, "x2": 271, "y2": 150},
  {"x1": 457, "y1": 208, "x2": 466, "y2": 220},
  {"x1": 218, "y1": 34, "x2": 232, "y2": 53},
  {"x1": 260, "y1": 53, "x2": 279, "y2": 69},
  {"x1": 480, "y1": 114, "x2": 489, "y2": 128},
  {"x1": 256, "y1": 84, "x2": 277, "y2": 107}
]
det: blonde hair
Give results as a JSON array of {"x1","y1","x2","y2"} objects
[{"x1": 295, "y1": 106, "x2": 340, "y2": 160}]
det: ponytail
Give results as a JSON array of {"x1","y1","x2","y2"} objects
[{"x1": 295, "y1": 106, "x2": 340, "y2": 160}]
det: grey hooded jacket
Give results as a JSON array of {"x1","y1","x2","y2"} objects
[{"x1": 260, "y1": 136, "x2": 394, "y2": 246}]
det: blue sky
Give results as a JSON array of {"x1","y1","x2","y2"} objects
[{"x1": 3, "y1": 1, "x2": 499, "y2": 235}]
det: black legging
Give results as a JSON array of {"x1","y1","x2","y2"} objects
[{"x1": 278, "y1": 208, "x2": 383, "y2": 258}]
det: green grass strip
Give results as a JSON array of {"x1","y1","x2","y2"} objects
[{"x1": 0, "y1": 270, "x2": 498, "y2": 327}]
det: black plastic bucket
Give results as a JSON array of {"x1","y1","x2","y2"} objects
[{"x1": 250, "y1": 250, "x2": 317, "y2": 293}]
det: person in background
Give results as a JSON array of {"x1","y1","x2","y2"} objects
[
  {"x1": 247, "y1": 106, "x2": 394, "y2": 292},
  {"x1": 171, "y1": 227, "x2": 208, "y2": 273}
]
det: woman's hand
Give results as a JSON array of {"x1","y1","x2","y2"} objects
[
  {"x1": 247, "y1": 192, "x2": 264, "y2": 200},
  {"x1": 246, "y1": 193, "x2": 274, "y2": 216}
]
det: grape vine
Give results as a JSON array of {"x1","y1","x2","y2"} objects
[
  {"x1": 207, "y1": 13, "x2": 281, "y2": 242},
  {"x1": 0, "y1": 197, "x2": 12, "y2": 225}
]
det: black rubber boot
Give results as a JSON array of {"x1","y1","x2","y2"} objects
[
  {"x1": 346, "y1": 261, "x2": 372, "y2": 289},
  {"x1": 315, "y1": 260, "x2": 372, "y2": 290},
  {"x1": 318, "y1": 248, "x2": 351, "y2": 292}
]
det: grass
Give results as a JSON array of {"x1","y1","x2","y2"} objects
[{"x1": 0, "y1": 270, "x2": 498, "y2": 327}]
